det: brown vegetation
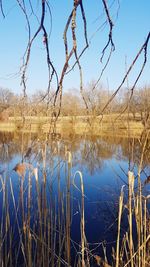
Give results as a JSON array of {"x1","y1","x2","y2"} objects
[{"x1": 0, "y1": 86, "x2": 150, "y2": 137}]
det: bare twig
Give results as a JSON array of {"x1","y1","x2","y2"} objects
[{"x1": 99, "y1": 32, "x2": 150, "y2": 118}]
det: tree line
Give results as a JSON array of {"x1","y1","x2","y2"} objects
[{"x1": 0, "y1": 85, "x2": 150, "y2": 124}]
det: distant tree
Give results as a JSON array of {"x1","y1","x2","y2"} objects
[
  {"x1": 83, "y1": 81, "x2": 114, "y2": 115},
  {"x1": 139, "y1": 86, "x2": 150, "y2": 127},
  {"x1": 0, "y1": 87, "x2": 14, "y2": 111},
  {"x1": 61, "y1": 90, "x2": 83, "y2": 116},
  {"x1": 121, "y1": 89, "x2": 139, "y2": 119},
  {"x1": 120, "y1": 86, "x2": 150, "y2": 127},
  {"x1": 0, "y1": 87, "x2": 16, "y2": 120}
]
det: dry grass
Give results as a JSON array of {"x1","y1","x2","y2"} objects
[{"x1": 0, "y1": 114, "x2": 146, "y2": 138}]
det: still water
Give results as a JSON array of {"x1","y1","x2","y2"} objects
[{"x1": 0, "y1": 132, "x2": 150, "y2": 265}]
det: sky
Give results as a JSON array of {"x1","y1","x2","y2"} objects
[{"x1": 0, "y1": 0, "x2": 150, "y2": 95}]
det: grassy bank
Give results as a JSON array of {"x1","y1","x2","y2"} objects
[{"x1": 0, "y1": 114, "x2": 146, "y2": 137}]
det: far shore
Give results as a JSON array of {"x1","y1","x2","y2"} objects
[{"x1": 0, "y1": 114, "x2": 147, "y2": 138}]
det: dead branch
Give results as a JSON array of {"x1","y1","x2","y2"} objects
[
  {"x1": 101, "y1": 0, "x2": 115, "y2": 62},
  {"x1": 99, "y1": 31, "x2": 150, "y2": 118},
  {"x1": 0, "y1": 0, "x2": 5, "y2": 18}
]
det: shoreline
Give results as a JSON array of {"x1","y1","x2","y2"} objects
[{"x1": 0, "y1": 115, "x2": 146, "y2": 138}]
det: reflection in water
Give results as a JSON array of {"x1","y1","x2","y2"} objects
[
  {"x1": 0, "y1": 132, "x2": 149, "y2": 174},
  {"x1": 0, "y1": 131, "x2": 150, "y2": 266}
]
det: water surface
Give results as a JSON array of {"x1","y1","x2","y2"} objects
[{"x1": 0, "y1": 132, "x2": 150, "y2": 265}]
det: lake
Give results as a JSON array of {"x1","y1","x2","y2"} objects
[{"x1": 0, "y1": 131, "x2": 150, "y2": 266}]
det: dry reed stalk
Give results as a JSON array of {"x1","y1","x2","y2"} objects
[
  {"x1": 50, "y1": 208, "x2": 54, "y2": 267},
  {"x1": 124, "y1": 233, "x2": 130, "y2": 263},
  {"x1": 13, "y1": 162, "x2": 34, "y2": 243},
  {"x1": 128, "y1": 171, "x2": 134, "y2": 267},
  {"x1": 42, "y1": 142, "x2": 48, "y2": 266},
  {"x1": 34, "y1": 167, "x2": 42, "y2": 266},
  {"x1": 6, "y1": 181, "x2": 12, "y2": 266},
  {"x1": 53, "y1": 200, "x2": 57, "y2": 267},
  {"x1": 0, "y1": 175, "x2": 4, "y2": 266},
  {"x1": 49, "y1": 150, "x2": 59, "y2": 267},
  {"x1": 137, "y1": 131, "x2": 149, "y2": 266},
  {"x1": 54, "y1": 199, "x2": 60, "y2": 264},
  {"x1": 3, "y1": 175, "x2": 7, "y2": 265},
  {"x1": 27, "y1": 171, "x2": 32, "y2": 267},
  {"x1": 115, "y1": 186, "x2": 124, "y2": 267},
  {"x1": 57, "y1": 152, "x2": 63, "y2": 267},
  {"x1": 119, "y1": 233, "x2": 127, "y2": 265},
  {"x1": 143, "y1": 198, "x2": 147, "y2": 267},
  {"x1": 42, "y1": 170, "x2": 47, "y2": 267},
  {"x1": 8, "y1": 228, "x2": 13, "y2": 267},
  {"x1": 42, "y1": 143, "x2": 47, "y2": 170},
  {"x1": 138, "y1": 181, "x2": 143, "y2": 267},
  {"x1": 20, "y1": 174, "x2": 25, "y2": 227},
  {"x1": 124, "y1": 234, "x2": 150, "y2": 267},
  {"x1": 30, "y1": 228, "x2": 71, "y2": 266},
  {"x1": 66, "y1": 150, "x2": 72, "y2": 265},
  {"x1": 73, "y1": 171, "x2": 86, "y2": 267},
  {"x1": 9, "y1": 177, "x2": 27, "y2": 266},
  {"x1": 102, "y1": 243, "x2": 109, "y2": 267},
  {"x1": 47, "y1": 220, "x2": 50, "y2": 267}
]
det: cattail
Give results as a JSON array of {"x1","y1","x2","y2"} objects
[
  {"x1": 13, "y1": 163, "x2": 33, "y2": 176},
  {"x1": 33, "y1": 168, "x2": 38, "y2": 182},
  {"x1": 13, "y1": 163, "x2": 26, "y2": 176}
]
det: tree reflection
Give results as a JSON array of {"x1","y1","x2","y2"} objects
[
  {"x1": 0, "y1": 132, "x2": 149, "y2": 175},
  {"x1": 77, "y1": 137, "x2": 115, "y2": 175},
  {"x1": 0, "y1": 132, "x2": 18, "y2": 163}
]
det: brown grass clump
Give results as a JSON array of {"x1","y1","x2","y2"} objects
[{"x1": 13, "y1": 163, "x2": 27, "y2": 176}]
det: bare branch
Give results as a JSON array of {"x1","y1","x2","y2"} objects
[
  {"x1": 0, "y1": 0, "x2": 5, "y2": 18},
  {"x1": 99, "y1": 32, "x2": 150, "y2": 117},
  {"x1": 101, "y1": 0, "x2": 115, "y2": 62},
  {"x1": 19, "y1": 0, "x2": 58, "y2": 99}
]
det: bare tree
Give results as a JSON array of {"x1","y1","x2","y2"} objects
[
  {"x1": 61, "y1": 90, "x2": 82, "y2": 116},
  {"x1": 139, "y1": 86, "x2": 150, "y2": 127}
]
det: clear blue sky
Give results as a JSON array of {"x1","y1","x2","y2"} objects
[{"x1": 0, "y1": 0, "x2": 149, "y2": 95}]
